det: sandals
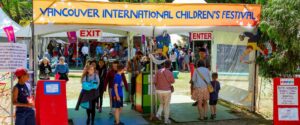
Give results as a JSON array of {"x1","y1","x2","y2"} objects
[{"x1": 198, "y1": 117, "x2": 208, "y2": 121}]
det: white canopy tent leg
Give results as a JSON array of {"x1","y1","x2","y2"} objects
[
  {"x1": 127, "y1": 32, "x2": 131, "y2": 61},
  {"x1": 76, "y1": 38, "x2": 79, "y2": 67},
  {"x1": 33, "y1": 36, "x2": 39, "y2": 86},
  {"x1": 10, "y1": 73, "x2": 14, "y2": 125}
]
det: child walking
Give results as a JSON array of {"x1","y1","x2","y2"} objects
[
  {"x1": 112, "y1": 64, "x2": 126, "y2": 125},
  {"x1": 75, "y1": 65, "x2": 100, "y2": 125},
  {"x1": 13, "y1": 68, "x2": 36, "y2": 125},
  {"x1": 104, "y1": 61, "x2": 128, "y2": 115},
  {"x1": 209, "y1": 72, "x2": 221, "y2": 120}
]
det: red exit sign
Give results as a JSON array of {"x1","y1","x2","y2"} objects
[
  {"x1": 191, "y1": 32, "x2": 212, "y2": 41},
  {"x1": 79, "y1": 29, "x2": 102, "y2": 39}
]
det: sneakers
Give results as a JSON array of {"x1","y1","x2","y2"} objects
[
  {"x1": 109, "y1": 110, "x2": 113, "y2": 116},
  {"x1": 192, "y1": 101, "x2": 198, "y2": 106},
  {"x1": 114, "y1": 121, "x2": 125, "y2": 125},
  {"x1": 98, "y1": 107, "x2": 102, "y2": 113},
  {"x1": 156, "y1": 114, "x2": 162, "y2": 121},
  {"x1": 210, "y1": 114, "x2": 216, "y2": 120},
  {"x1": 164, "y1": 119, "x2": 171, "y2": 124}
]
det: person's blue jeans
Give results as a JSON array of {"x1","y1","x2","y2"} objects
[
  {"x1": 15, "y1": 109, "x2": 36, "y2": 125},
  {"x1": 178, "y1": 59, "x2": 183, "y2": 70}
]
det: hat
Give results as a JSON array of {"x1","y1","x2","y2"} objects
[{"x1": 15, "y1": 68, "x2": 28, "y2": 78}]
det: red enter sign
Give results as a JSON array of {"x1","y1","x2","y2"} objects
[
  {"x1": 191, "y1": 32, "x2": 212, "y2": 41},
  {"x1": 79, "y1": 29, "x2": 102, "y2": 39}
]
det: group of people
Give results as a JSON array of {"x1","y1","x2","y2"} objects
[
  {"x1": 46, "y1": 40, "x2": 128, "y2": 68},
  {"x1": 38, "y1": 56, "x2": 69, "y2": 81},
  {"x1": 81, "y1": 43, "x2": 126, "y2": 66},
  {"x1": 191, "y1": 47, "x2": 221, "y2": 120},
  {"x1": 74, "y1": 52, "x2": 145, "y2": 125},
  {"x1": 169, "y1": 44, "x2": 192, "y2": 72},
  {"x1": 12, "y1": 45, "x2": 221, "y2": 125}
]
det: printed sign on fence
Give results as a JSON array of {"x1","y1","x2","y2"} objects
[
  {"x1": 274, "y1": 78, "x2": 300, "y2": 125},
  {"x1": 278, "y1": 108, "x2": 299, "y2": 121},
  {"x1": 278, "y1": 86, "x2": 298, "y2": 106},
  {"x1": 0, "y1": 43, "x2": 27, "y2": 72}
]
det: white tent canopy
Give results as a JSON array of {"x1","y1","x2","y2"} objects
[
  {"x1": 14, "y1": 25, "x2": 32, "y2": 37},
  {"x1": 42, "y1": 31, "x2": 125, "y2": 38},
  {"x1": 0, "y1": 8, "x2": 22, "y2": 36},
  {"x1": 34, "y1": 24, "x2": 255, "y2": 37}
]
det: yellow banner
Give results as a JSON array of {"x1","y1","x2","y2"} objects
[{"x1": 33, "y1": 0, "x2": 261, "y2": 26}]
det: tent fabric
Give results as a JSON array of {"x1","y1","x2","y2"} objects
[
  {"x1": 34, "y1": 24, "x2": 255, "y2": 37},
  {"x1": 0, "y1": 8, "x2": 22, "y2": 36},
  {"x1": 14, "y1": 25, "x2": 32, "y2": 37},
  {"x1": 41, "y1": 31, "x2": 125, "y2": 38}
]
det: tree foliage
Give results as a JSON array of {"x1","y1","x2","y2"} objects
[
  {"x1": 0, "y1": 0, "x2": 32, "y2": 26},
  {"x1": 257, "y1": 0, "x2": 300, "y2": 78}
]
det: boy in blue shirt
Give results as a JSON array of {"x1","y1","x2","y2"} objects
[
  {"x1": 209, "y1": 72, "x2": 221, "y2": 120},
  {"x1": 112, "y1": 64, "x2": 125, "y2": 125}
]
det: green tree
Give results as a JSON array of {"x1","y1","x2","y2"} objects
[
  {"x1": 257, "y1": 0, "x2": 300, "y2": 78},
  {"x1": 0, "y1": 0, "x2": 32, "y2": 26}
]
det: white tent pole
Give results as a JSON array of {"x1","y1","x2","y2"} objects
[
  {"x1": 150, "y1": 26, "x2": 155, "y2": 120},
  {"x1": 127, "y1": 32, "x2": 130, "y2": 62},
  {"x1": 76, "y1": 38, "x2": 79, "y2": 67},
  {"x1": 10, "y1": 72, "x2": 13, "y2": 125},
  {"x1": 33, "y1": 36, "x2": 38, "y2": 86}
]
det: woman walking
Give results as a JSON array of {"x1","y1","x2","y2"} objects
[
  {"x1": 96, "y1": 59, "x2": 107, "y2": 112},
  {"x1": 154, "y1": 60, "x2": 175, "y2": 124},
  {"x1": 191, "y1": 61, "x2": 211, "y2": 120}
]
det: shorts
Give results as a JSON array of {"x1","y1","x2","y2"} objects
[
  {"x1": 209, "y1": 100, "x2": 218, "y2": 105},
  {"x1": 131, "y1": 77, "x2": 136, "y2": 95},
  {"x1": 15, "y1": 109, "x2": 36, "y2": 125},
  {"x1": 112, "y1": 97, "x2": 123, "y2": 108},
  {"x1": 192, "y1": 87, "x2": 209, "y2": 101}
]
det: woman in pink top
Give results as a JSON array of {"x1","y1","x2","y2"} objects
[{"x1": 154, "y1": 60, "x2": 175, "y2": 124}]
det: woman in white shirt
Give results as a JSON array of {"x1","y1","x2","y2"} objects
[
  {"x1": 170, "y1": 50, "x2": 177, "y2": 71},
  {"x1": 192, "y1": 60, "x2": 211, "y2": 120}
]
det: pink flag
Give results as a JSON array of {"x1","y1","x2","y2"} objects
[
  {"x1": 3, "y1": 26, "x2": 15, "y2": 43},
  {"x1": 67, "y1": 31, "x2": 77, "y2": 43}
]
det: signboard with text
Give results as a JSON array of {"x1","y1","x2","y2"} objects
[
  {"x1": 190, "y1": 32, "x2": 213, "y2": 41},
  {"x1": 33, "y1": 1, "x2": 261, "y2": 26},
  {"x1": 35, "y1": 80, "x2": 68, "y2": 125},
  {"x1": 79, "y1": 29, "x2": 102, "y2": 39},
  {"x1": 0, "y1": 43, "x2": 27, "y2": 72},
  {"x1": 274, "y1": 78, "x2": 300, "y2": 125}
]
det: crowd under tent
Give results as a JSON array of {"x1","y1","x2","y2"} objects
[{"x1": 30, "y1": 0, "x2": 262, "y2": 120}]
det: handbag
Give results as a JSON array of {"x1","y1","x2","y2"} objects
[
  {"x1": 170, "y1": 86, "x2": 174, "y2": 93},
  {"x1": 195, "y1": 69, "x2": 214, "y2": 93}
]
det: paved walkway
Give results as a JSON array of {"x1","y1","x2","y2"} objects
[{"x1": 67, "y1": 94, "x2": 239, "y2": 125}]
